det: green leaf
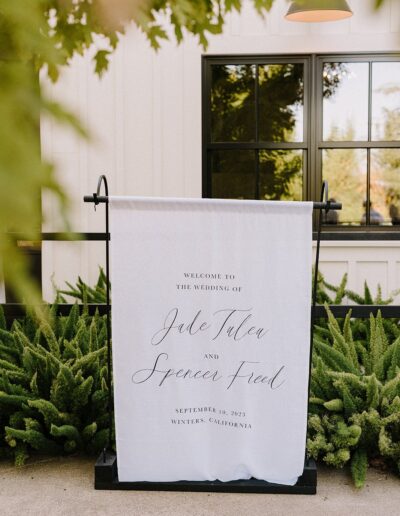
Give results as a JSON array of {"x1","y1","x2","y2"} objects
[
  {"x1": 314, "y1": 339, "x2": 358, "y2": 374},
  {"x1": 63, "y1": 304, "x2": 80, "y2": 342},
  {"x1": 39, "y1": 321, "x2": 60, "y2": 358},
  {"x1": 94, "y1": 50, "x2": 110, "y2": 77},
  {"x1": 27, "y1": 399, "x2": 65, "y2": 428},
  {"x1": 388, "y1": 338, "x2": 400, "y2": 380},
  {"x1": 71, "y1": 347, "x2": 106, "y2": 374},
  {"x1": 351, "y1": 449, "x2": 368, "y2": 488},
  {"x1": 0, "y1": 391, "x2": 29, "y2": 406},
  {"x1": 323, "y1": 399, "x2": 343, "y2": 412},
  {"x1": 82, "y1": 422, "x2": 97, "y2": 442},
  {"x1": 5, "y1": 427, "x2": 60, "y2": 454},
  {"x1": 0, "y1": 305, "x2": 6, "y2": 330},
  {"x1": 71, "y1": 376, "x2": 94, "y2": 412},
  {"x1": 50, "y1": 364, "x2": 76, "y2": 412},
  {"x1": 382, "y1": 372, "x2": 400, "y2": 400},
  {"x1": 14, "y1": 443, "x2": 29, "y2": 467},
  {"x1": 363, "y1": 282, "x2": 373, "y2": 305},
  {"x1": 50, "y1": 424, "x2": 82, "y2": 448},
  {"x1": 366, "y1": 374, "x2": 380, "y2": 410}
]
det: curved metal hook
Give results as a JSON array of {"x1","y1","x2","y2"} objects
[{"x1": 93, "y1": 175, "x2": 109, "y2": 210}]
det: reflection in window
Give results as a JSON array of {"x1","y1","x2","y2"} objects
[
  {"x1": 372, "y1": 63, "x2": 400, "y2": 141},
  {"x1": 259, "y1": 150, "x2": 302, "y2": 201},
  {"x1": 211, "y1": 150, "x2": 256, "y2": 199},
  {"x1": 211, "y1": 65, "x2": 256, "y2": 142},
  {"x1": 205, "y1": 55, "x2": 400, "y2": 230},
  {"x1": 322, "y1": 149, "x2": 367, "y2": 225},
  {"x1": 371, "y1": 149, "x2": 400, "y2": 225},
  {"x1": 323, "y1": 62, "x2": 369, "y2": 142},
  {"x1": 258, "y1": 64, "x2": 304, "y2": 142}
]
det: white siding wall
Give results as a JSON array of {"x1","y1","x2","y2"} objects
[{"x1": 40, "y1": 0, "x2": 400, "y2": 301}]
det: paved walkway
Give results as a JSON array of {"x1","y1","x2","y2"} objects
[{"x1": 1, "y1": 457, "x2": 399, "y2": 516}]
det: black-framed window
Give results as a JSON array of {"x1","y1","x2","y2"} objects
[{"x1": 202, "y1": 53, "x2": 400, "y2": 233}]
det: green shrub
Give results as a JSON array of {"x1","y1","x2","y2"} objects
[
  {"x1": 56, "y1": 268, "x2": 109, "y2": 304},
  {"x1": 315, "y1": 270, "x2": 400, "y2": 306},
  {"x1": 1, "y1": 272, "x2": 400, "y2": 488},
  {"x1": 308, "y1": 307, "x2": 400, "y2": 487},
  {"x1": 0, "y1": 304, "x2": 110, "y2": 465},
  {"x1": 315, "y1": 271, "x2": 400, "y2": 344}
]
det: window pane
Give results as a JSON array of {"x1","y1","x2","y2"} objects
[
  {"x1": 370, "y1": 149, "x2": 400, "y2": 225},
  {"x1": 322, "y1": 149, "x2": 367, "y2": 225},
  {"x1": 211, "y1": 65, "x2": 256, "y2": 142},
  {"x1": 372, "y1": 62, "x2": 400, "y2": 141},
  {"x1": 211, "y1": 150, "x2": 256, "y2": 199},
  {"x1": 259, "y1": 150, "x2": 303, "y2": 201},
  {"x1": 258, "y1": 64, "x2": 304, "y2": 142},
  {"x1": 323, "y1": 63, "x2": 369, "y2": 141}
]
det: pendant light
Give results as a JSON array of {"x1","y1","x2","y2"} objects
[{"x1": 285, "y1": 0, "x2": 353, "y2": 22}]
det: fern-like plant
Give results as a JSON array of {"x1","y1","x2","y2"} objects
[
  {"x1": 316, "y1": 270, "x2": 400, "y2": 306},
  {"x1": 315, "y1": 271, "x2": 400, "y2": 344},
  {"x1": 56, "y1": 267, "x2": 109, "y2": 304},
  {"x1": 2, "y1": 284, "x2": 399, "y2": 487},
  {"x1": 0, "y1": 304, "x2": 110, "y2": 465},
  {"x1": 308, "y1": 307, "x2": 400, "y2": 488}
]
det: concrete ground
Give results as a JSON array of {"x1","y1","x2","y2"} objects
[{"x1": 1, "y1": 457, "x2": 399, "y2": 516}]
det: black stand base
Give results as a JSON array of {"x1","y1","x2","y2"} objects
[{"x1": 94, "y1": 452, "x2": 317, "y2": 494}]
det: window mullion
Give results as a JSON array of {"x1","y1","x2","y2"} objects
[
  {"x1": 310, "y1": 55, "x2": 319, "y2": 223},
  {"x1": 255, "y1": 65, "x2": 260, "y2": 199},
  {"x1": 368, "y1": 61, "x2": 372, "y2": 142},
  {"x1": 366, "y1": 61, "x2": 373, "y2": 225},
  {"x1": 366, "y1": 149, "x2": 371, "y2": 226}
]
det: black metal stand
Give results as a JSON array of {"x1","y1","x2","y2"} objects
[
  {"x1": 95, "y1": 451, "x2": 317, "y2": 494},
  {"x1": 84, "y1": 177, "x2": 341, "y2": 495}
]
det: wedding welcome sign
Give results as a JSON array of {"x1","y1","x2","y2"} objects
[{"x1": 109, "y1": 197, "x2": 313, "y2": 485}]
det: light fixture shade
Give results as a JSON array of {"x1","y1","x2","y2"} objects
[{"x1": 285, "y1": 0, "x2": 353, "y2": 22}]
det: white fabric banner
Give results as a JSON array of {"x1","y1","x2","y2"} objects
[{"x1": 110, "y1": 197, "x2": 313, "y2": 485}]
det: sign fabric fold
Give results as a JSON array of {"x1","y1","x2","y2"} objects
[{"x1": 109, "y1": 197, "x2": 313, "y2": 485}]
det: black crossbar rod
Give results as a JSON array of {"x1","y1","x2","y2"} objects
[
  {"x1": 12, "y1": 230, "x2": 394, "y2": 242},
  {"x1": 42, "y1": 232, "x2": 109, "y2": 241},
  {"x1": 6, "y1": 232, "x2": 109, "y2": 241},
  {"x1": 84, "y1": 195, "x2": 108, "y2": 203}
]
